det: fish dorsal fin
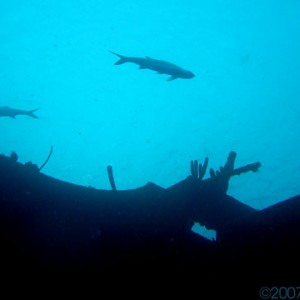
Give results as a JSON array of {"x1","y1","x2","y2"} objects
[
  {"x1": 167, "y1": 76, "x2": 177, "y2": 81},
  {"x1": 145, "y1": 56, "x2": 151, "y2": 59}
]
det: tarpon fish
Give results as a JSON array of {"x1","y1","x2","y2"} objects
[
  {"x1": 0, "y1": 106, "x2": 38, "y2": 119},
  {"x1": 110, "y1": 51, "x2": 195, "y2": 81}
]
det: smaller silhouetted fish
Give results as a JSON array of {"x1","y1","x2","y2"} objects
[
  {"x1": 110, "y1": 51, "x2": 195, "y2": 81},
  {"x1": 0, "y1": 106, "x2": 39, "y2": 119}
]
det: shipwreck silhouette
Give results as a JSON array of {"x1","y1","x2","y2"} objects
[{"x1": 1, "y1": 151, "x2": 300, "y2": 282}]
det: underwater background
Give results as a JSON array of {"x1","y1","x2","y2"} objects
[{"x1": 1, "y1": 0, "x2": 300, "y2": 210}]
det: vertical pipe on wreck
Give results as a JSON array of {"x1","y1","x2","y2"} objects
[{"x1": 107, "y1": 165, "x2": 117, "y2": 191}]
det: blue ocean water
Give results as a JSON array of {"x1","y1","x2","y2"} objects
[{"x1": 1, "y1": 0, "x2": 300, "y2": 211}]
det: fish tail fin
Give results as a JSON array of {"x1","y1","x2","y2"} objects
[
  {"x1": 27, "y1": 108, "x2": 39, "y2": 119},
  {"x1": 109, "y1": 51, "x2": 128, "y2": 65}
]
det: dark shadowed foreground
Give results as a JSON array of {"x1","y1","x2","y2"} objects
[{"x1": 1, "y1": 152, "x2": 299, "y2": 294}]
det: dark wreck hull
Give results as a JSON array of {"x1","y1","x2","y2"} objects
[{"x1": 1, "y1": 153, "x2": 300, "y2": 284}]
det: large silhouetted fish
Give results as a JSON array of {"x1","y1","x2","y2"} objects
[
  {"x1": 110, "y1": 51, "x2": 195, "y2": 81},
  {"x1": 0, "y1": 106, "x2": 38, "y2": 119}
]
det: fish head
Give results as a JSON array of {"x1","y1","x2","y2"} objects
[{"x1": 182, "y1": 70, "x2": 195, "y2": 79}]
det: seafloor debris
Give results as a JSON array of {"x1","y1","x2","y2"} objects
[
  {"x1": 190, "y1": 157, "x2": 209, "y2": 181},
  {"x1": 1, "y1": 149, "x2": 299, "y2": 282},
  {"x1": 10, "y1": 151, "x2": 18, "y2": 162},
  {"x1": 191, "y1": 151, "x2": 261, "y2": 192},
  {"x1": 39, "y1": 145, "x2": 53, "y2": 171}
]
